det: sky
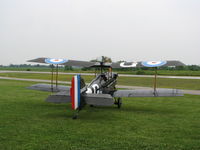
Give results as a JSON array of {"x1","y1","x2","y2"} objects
[{"x1": 0, "y1": 0, "x2": 200, "y2": 65}]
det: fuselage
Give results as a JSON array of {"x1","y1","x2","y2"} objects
[{"x1": 85, "y1": 73, "x2": 118, "y2": 95}]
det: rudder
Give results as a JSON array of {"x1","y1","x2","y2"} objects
[{"x1": 70, "y1": 75, "x2": 81, "y2": 110}]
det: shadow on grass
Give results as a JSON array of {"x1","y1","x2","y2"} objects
[
  {"x1": 28, "y1": 101, "x2": 178, "y2": 121},
  {"x1": 86, "y1": 104, "x2": 177, "y2": 114},
  {"x1": 120, "y1": 106, "x2": 177, "y2": 114}
]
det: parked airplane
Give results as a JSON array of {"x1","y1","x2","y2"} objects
[{"x1": 28, "y1": 57, "x2": 185, "y2": 119}]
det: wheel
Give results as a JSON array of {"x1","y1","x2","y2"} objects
[
  {"x1": 72, "y1": 115, "x2": 78, "y2": 119},
  {"x1": 114, "y1": 97, "x2": 122, "y2": 108},
  {"x1": 117, "y1": 98, "x2": 122, "y2": 108}
]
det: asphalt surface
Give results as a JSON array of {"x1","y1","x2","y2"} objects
[
  {"x1": 1, "y1": 70, "x2": 200, "y2": 80},
  {"x1": 0, "y1": 76, "x2": 200, "y2": 95}
]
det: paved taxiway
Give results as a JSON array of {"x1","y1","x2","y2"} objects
[{"x1": 1, "y1": 70, "x2": 200, "y2": 80}]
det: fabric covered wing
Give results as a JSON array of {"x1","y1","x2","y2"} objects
[
  {"x1": 27, "y1": 83, "x2": 70, "y2": 92},
  {"x1": 28, "y1": 58, "x2": 185, "y2": 68},
  {"x1": 138, "y1": 60, "x2": 185, "y2": 67},
  {"x1": 113, "y1": 89, "x2": 184, "y2": 97},
  {"x1": 46, "y1": 91, "x2": 71, "y2": 103},
  {"x1": 28, "y1": 57, "x2": 94, "y2": 68},
  {"x1": 111, "y1": 60, "x2": 185, "y2": 68},
  {"x1": 45, "y1": 93, "x2": 114, "y2": 105}
]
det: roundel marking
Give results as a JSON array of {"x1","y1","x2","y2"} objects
[
  {"x1": 142, "y1": 61, "x2": 167, "y2": 67},
  {"x1": 45, "y1": 58, "x2": 68, "y2": 64},
  {"x1": 120, "y1": 62, "x2": 137, "y2": 68}
]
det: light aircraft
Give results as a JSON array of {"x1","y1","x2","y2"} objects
[{"x1": 28, "y1": 57, "x2": 185, "y2": 119}]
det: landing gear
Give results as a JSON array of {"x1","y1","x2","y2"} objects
[
  {"x1": 72, "y1": 115, "x2": 78, "y2": 120},
  {"x1": 72, "y1": 109, "x2": 80, "y2": 119},
  {"x1": 72, "y1": 96, "x2": 86, "y2": 119},
  {"x1": 114, "y1": 97, "x2": 122, "y2": 108}
]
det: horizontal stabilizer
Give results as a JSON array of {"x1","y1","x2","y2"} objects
[
  {"x1": 46, "y1": 93, "x2": 114, "y2": 106},
  {"x1": 27, "y1": 83, "x2": 70, "y2": 92},
  {"x1": 46, "y1": 91, "x2": 71, "y2": 103},
  {"x1": 84, "y1": 94, "x2": 114, "y2": 106},
  {"x1": 113, "y1": 89, "x2": 183, "y2": 97}
]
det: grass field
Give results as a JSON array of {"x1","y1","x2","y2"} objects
[
  {"x1": 1, "y1": 72, "x2": 200, "y2": 90},
  {"x1": 0, "y1": 79, "x2": 200, "y2": 149}
]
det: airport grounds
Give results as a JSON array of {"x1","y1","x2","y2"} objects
[{"x1": 0, "y1": 66, "x2": 200, "y2": 149}]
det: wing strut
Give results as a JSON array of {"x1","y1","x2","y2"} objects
[
  {"x1": 50, "y1": 64, "x2": 59, "y2": 92},
  {"x1": 51, "y1": 65, "x2": 54, "y2": 92},
  {"x1": 153, "y1": 67, "x2": 157, "y2": 95},
  {"x1": 56, "y1": 64, "x2": 58, "y2": 88}
]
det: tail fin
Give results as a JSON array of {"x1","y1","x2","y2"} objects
[{"x1": 70, "y1": 75, "x2": 81, "y2": 110}]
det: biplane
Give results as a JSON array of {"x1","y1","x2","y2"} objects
[{"x1": 27, "y1": 57, "x2": 185, "y2": 119}]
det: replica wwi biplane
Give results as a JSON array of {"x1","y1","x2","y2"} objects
[{"x1": 28, "y1": 57, "x2": 185, "y2": 119}]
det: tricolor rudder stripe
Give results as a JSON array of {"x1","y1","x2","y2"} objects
[{"x1": 70, "y1": 75, "x2": 81, "y2": 110}]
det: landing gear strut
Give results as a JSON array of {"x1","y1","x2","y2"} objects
[
  {"x1": 72, "y1": 108, "x2": 81, "y2": 119},
  {"x1": 72, "y1": 115, "x2": 78, "y2": 120},
  {"x1": 114, "y1": 97, "x2": 122, "y2": 108},
  {"x1": 72, "y1": 110, "x2": 80, "y2": 119}
]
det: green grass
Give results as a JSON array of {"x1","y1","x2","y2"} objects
[
  {"x1": 1, "y1": 72, "x2": 200, "y2": 90},
  {"x1": 0, "y1": 80, "x2": 200, "y2": 149}
]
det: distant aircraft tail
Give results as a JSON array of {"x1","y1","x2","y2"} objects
[{"x1": 70, "y1": 75, "x2": 81, "y2": 110}]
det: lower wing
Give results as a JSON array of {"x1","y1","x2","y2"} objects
[
  {"x1": 44, "y1": 88, "x2": 183, "y2": 104},
  {"x1": 113, "y1": 89, "x2": 183, "y2": 97},
  {"x1": 27, "y1": 83, "x2": 70, "y2": 92}
]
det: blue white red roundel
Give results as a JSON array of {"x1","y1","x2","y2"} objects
[
  {"x1": 45, "y1": 58, "x2": 68, "y2": 64},
  {"x1": 142, "y1": 61, "x2": 167, "y2": 67}
]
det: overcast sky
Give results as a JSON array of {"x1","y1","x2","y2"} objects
[{"x1": 0, "y1": 0, "x2": 199, "y2": 65}]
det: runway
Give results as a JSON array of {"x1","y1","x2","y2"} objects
[{"x1": 0, "y1": 70, "x2": 200, "y2": 79}]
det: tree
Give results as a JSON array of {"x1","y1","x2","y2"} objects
[
  {"x1": 64, "y1": 66, "x2": 73, "y2": 71},
  {"x1": 188, "y1": 65, "x2": 200, "y2": 71}
]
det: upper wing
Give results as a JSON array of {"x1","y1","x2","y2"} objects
[
  {"x1": 28, "y1": 57, "x2": 95, "y2": 68},
  {"x1": 111, "y1": 60, "x2": 185, "y2": 68},
  {"x1": 28, "y1": 57, "x2": 185, "y2": 68},
  {"x1": 113, "y1": 89, "x2": 184, "y2": 97}
]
